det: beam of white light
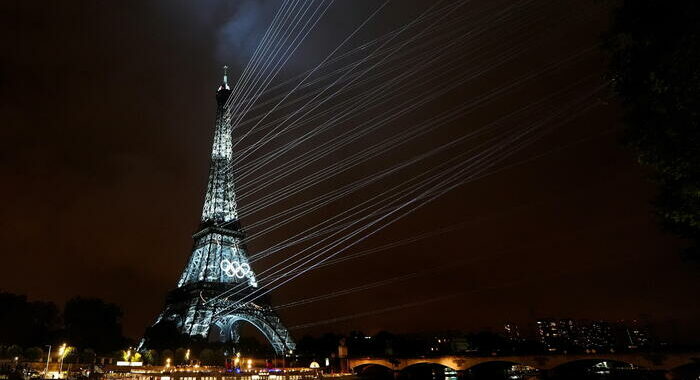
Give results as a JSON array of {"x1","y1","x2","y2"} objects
[
  {"x1": 231, "y1": 0, "x2": 392, "y2": 151},
  {"x1": 208, "y1": 79, "x2": 605, "y2": 310},
  {"x1": 230, "y1": 0, "x2": 538, "y2": 145},
  {"x1": 234, "y1": 46, "x2": 590, "y2": 225},
  {"x1": 225, "y1": 0, "x2": 336, "y2": 134},
  {"x1": 233, "y1": 0, "x2": 460, "y2": 165}
]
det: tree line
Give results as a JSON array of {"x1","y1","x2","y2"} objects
[
  {"x1": 0, "y1": 292, "x2": 126, "y2": 360},
  {"x1": 605, "y1": 0, "x2": 700, "y2": 260}
]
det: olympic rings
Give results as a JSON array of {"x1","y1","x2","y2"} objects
[{"x1": 220, "y1": 259, "x2": 251, "y2": 279}]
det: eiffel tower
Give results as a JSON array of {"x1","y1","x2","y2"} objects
[{"x1": 149, "y1": 67, "x2": 295, "y2": 354}]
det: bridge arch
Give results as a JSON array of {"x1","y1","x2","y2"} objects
[
  {"x1": 464, "y1": 360, "x2": 526, "y2": 370},
  {"x1": 464, "y1": 360, "x2": 539, "y2": 379},
  {"x1": 402, "y1": 361, "x2": 457, "y2": 371},
  {"x1": 350, "y1": 359, "x2": 395, "y2": 371},
  {"x1": 353, "y1": 362, "x2": 394, "y2": 377},
  {"x1": 210, "y1": 313, "x2": 291, "y2": 355},
  {"x1": 401, "y1": 362, "x2": 458, "y2": 378}
]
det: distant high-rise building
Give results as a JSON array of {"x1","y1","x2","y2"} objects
[
  {"x1": 536, "y1": 319, "x2": 576, "y2": 352},
  {"x1": 625, "y1": 320, "x2": 651, "y2": 349},
  {"x1": 575, "y1": 321, "x2": 614, "y2": 352},
  {"x1": 427, "y1": 334, "x2": 470, "y2": 354},
  {"x1": 537, "y1": 319, "x2": 564, "y2": 352},
  {"x1": 504, "y1": 322, "x2": 523, "y2": 342},
  {"x1": 535, "y1": 318, "x2": 652, "y2": 353}
]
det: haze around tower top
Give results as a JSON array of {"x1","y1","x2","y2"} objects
[
  {"x1": 209, "y1": 0, "x2": 417, "y2": 74},
  {"x1": 215, "y1": 0, "x2": 278, "y2": 66}
]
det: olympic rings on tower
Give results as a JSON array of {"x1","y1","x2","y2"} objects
[{"x1": 220, "y1": 259, "x2": 251, "y2": 279}]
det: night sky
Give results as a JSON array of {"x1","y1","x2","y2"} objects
[{"x1": 1, "y1": 0, "x2": 698, "y2": 343}]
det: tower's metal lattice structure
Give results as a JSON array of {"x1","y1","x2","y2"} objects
[{"x1": 153, "y1": 68, "x2": 295, "y2": 354}]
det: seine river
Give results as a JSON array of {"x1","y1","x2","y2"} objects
[
  {"x1": 115, "y1": 369, "x2": 669, "y2": 380},
  {"x1": 352, "y1": 365, "x2": 669, "y2": 379}
]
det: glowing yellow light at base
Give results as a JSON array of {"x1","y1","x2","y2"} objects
[{"x1": 58, "y1": 343, "x2": 67, "y2": 357}]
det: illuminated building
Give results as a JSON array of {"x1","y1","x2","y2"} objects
[
  {"x1": 575, "y1": 321, "x2": 614, "y2": 352},
  {"x1": 429, "y1": 335, "x2": 470, "y2": 354},
  {"x1": 504, "y1": 322, "x2": 523, "y2": 342},
  {"x1": 146, "y1": 68, "x2": 295, "y2": 354},
  {"x1": 536, "y1": 319, "x2": 619, "y2": 353},
  {"x1": 536, "y1": 319, "x2": 575, "y2": 352}
]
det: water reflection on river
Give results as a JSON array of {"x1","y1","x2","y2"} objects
[{"x1": 352, "y1": 365, "x2": 670, "y2": 379}]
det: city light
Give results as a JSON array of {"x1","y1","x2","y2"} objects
[
  {"x1": 44, "y1": 345, "x2": 52, "y2": 376},
  {"x1": 58, "y1": 343, "x2": 66, "y2": 357},
  {"x1": 58, "y1": 343, "x2": 70, "y2": 374}
]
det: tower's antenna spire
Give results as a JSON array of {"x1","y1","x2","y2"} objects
[{"x1": 218, "y1": 65, "x2": 230, "y2": 91}]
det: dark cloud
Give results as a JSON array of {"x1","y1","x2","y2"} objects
[{"x1": 215, "y1": 0, "x2": 279, "y2": 65}]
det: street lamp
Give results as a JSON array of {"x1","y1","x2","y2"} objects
[
  {"x1": 44, "y1": 345, "x2": 52, "y2": 377},
  {"x1": 58, "y1": 343, "x2": 67, "y2": 375},
  {"x1": 165, "y1": 358, "x2": 171, "y2": 369}
]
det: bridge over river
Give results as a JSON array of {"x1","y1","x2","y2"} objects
[{"x1": 348, "y1": 352, "x2": 700, "y2": 373}]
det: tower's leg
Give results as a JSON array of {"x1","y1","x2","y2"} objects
[{"x1": 229, "y1": 320, "x2": 242, "y2": 343}]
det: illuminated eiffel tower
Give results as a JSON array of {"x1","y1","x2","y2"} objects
[{"x1": 150, "y1": 67, "x2": 295, "y2": 354}]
